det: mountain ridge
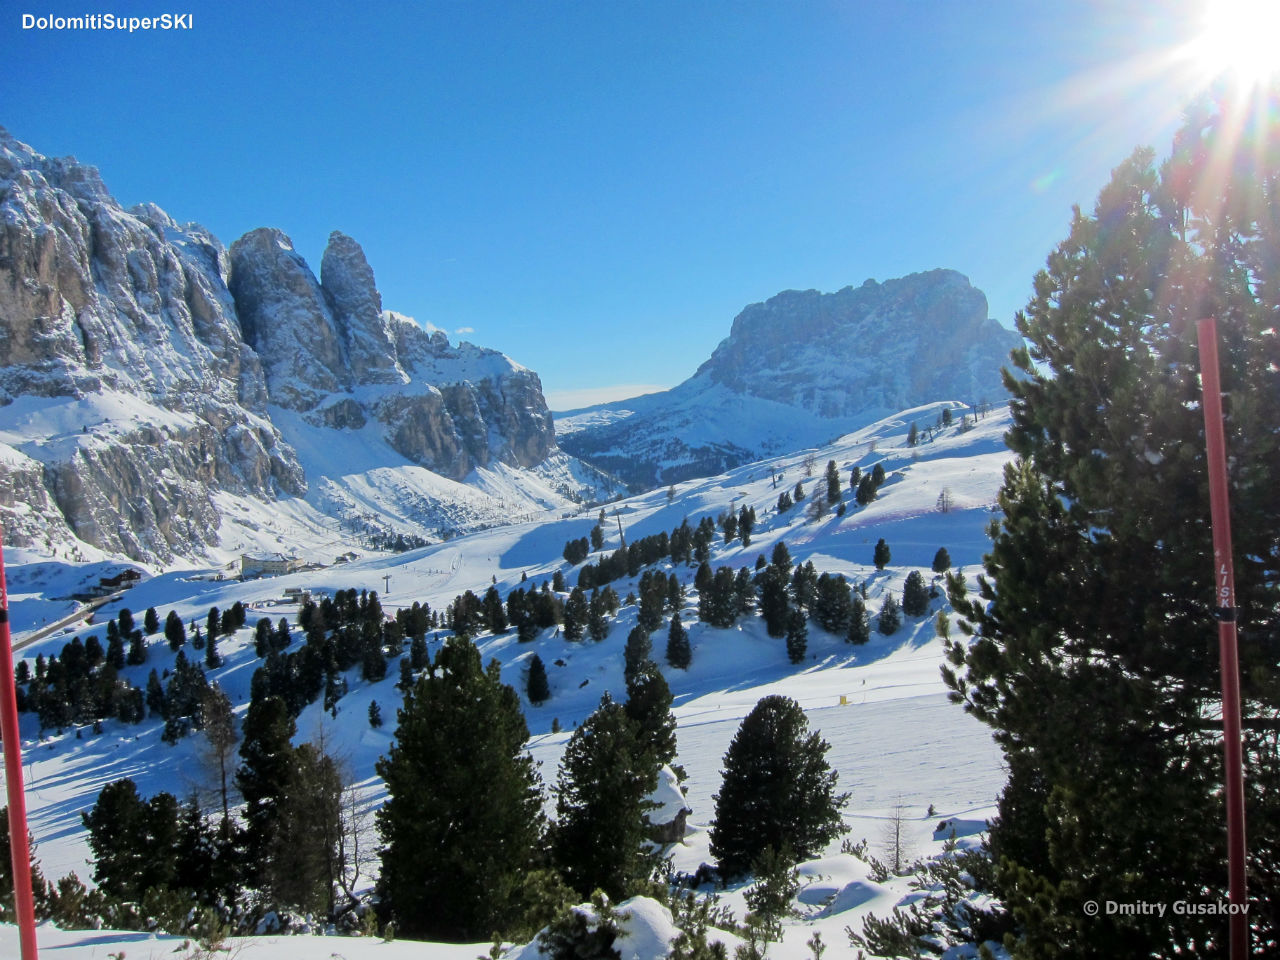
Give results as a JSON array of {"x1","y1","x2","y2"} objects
[
  {"x1": 557, "y1": 269, "x2": 1023, "y2": 489},
  {"x1": 0, "y1": 127, "x2": 601, "y2": 567}
]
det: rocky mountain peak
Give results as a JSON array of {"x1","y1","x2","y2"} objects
[
  {"x1": 320, "y1": 230, "x2": 399, "y2": 385},
  {"x1": 0, "y1": 129, "x2": 570, "y2": 564},
  {"x1": 228, "y1": 227, "x2": 349, "y2": 409},
  {"x1": 558, "y1": 269, "x2": 1023, "y2": 489},
  {"x1": 697, "y1": 269, "x2": 1013, "y2": 416}
]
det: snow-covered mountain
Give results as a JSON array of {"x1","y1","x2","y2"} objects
[
  {"x1": 557, "y1": 270, "x2": 1023, "y2": 489},
  {"x1": 0, "y1": 128, "x2": 611, "y2": 566}
]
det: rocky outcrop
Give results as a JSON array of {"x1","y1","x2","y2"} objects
[
  {"x1": 643, "y1": 765, "x2": 691, "y2": 846},
  {"x1": 320, "y1": 231, "x2": 399, "y2": 385},
  {"x1": 560, "y1": 270, "x2": 1023, "y2": 489},
  {"x1": 696, "y1": 270, "x2": 1016, "y2": 413},
  {"x1": 0, "y1": 127, "x2": 308, "y2": 562},
  {"x1": 227, "y1": 228, "x2": 557, "y2": 481},
  {"x1": 228, "y1": 227, "x2": 349, "y2": 411},
  {"x1": 0, "y1": 127, "x2": 564, "y2": 563}
]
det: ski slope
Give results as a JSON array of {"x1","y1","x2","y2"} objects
[{"x1": 1, "y1": 402, "x2": 1014, "y2": 959}]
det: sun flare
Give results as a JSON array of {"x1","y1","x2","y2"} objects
[{"x1": 1191, "y1": 0, "x2": 1280, "y2": 88}]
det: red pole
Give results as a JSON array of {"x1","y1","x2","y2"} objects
[
  {"x1": 0, "y1": 531, "x2": 39, "y2": 957},
  {"x1": 1197, "y1": 318, "x2": 1248, "y2": 959},
  {"x1": 0, "y1": 531, "x2": 39, "y2": 958}
]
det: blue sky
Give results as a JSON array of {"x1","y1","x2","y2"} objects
[{"x1": 3, "y1": 0, "x2": 1219, "y2": 409}]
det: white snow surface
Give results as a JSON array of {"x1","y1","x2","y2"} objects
[{"x1": 1, "y1": 404, "x2": 1013, "y2": 959}]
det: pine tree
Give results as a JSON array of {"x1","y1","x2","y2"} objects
[
  {"x1": 143, "y1": 606, "x2": 159, "y2": 635},
  {"x1": 943, "y1": 98, "x2": 1280, "y2": 955},
  {"x1": 361, "y1": 630, "x2": 387, "y2": 682},
  {"x1": 528, "y1": 653, "x2": 551, "y2": 704},
  {"x1": 82, "y1": 778, "x2": 153, "y2": 901},
  {"x1": 236, "y1": 694, "x2": 297, "y2": 893},
  {"x1": 876, "y1": 593, "x2": 901, "y2": 636},
  {"x1": 931, "y1": 547, "x2": 951, "y2": 574},
  {"x1": 200, "y1": 685, "x2": 239, "y2": 831},
  {"x1": 482, "y1": 585, "x2": 508, "y2": 634},
  {"x1": 790, "y1": 560, "x2": 818, "y2": 614},
  {"x1": 624, "y1": 661, "x2": 677, "y2": 769},
  {"x1": 698, "y1": 567, "x2": 737, "y2": 628},
  {"x1": 368, "y1": 699, "x2": 383, "y2": 728},
  {"x1": 272, "y1": 740, "x2": 342, "y2": 916},
  {"x1": 907, "y1": 421, "x2": 919, "y2": 447},
  {"x1": 145, "y1": 669, "x2": 166, "y2": 717},
  {"x1": 901, "y1": 570, "x2": 929, "y2": 617},
  {"x1": 722, "y1": 509, "x2": 738, "y2": 544},
  {"x1": 785, "y1": 608, "x2": 808, "y2": 664},
  {"x1": 855, "y1": 473, "x2": 877, "y2": 505},
  {"x1": 873, "y1": 538, "x2": 891, "y2": 570},
  {"x1": 204, "y1": 629, "x2": 221, "y2": 669},
  {"x1": 106, "y1": 632, "x2": 126, "y2": 671},
  {"x1": 562, "y1": 586, "x2": 588, "y2": 643},
  {"x1": 587, "y1": 588, "x2": 610, "y2": 642},
  {"x1": 846, "y1": 595, "x2": 870, "y2": 645},
  {"x1": 755, "y1": 564, "x2": 790, "y2": 638},
  {"x1": 812, "y1": 573, "x2": 852, "y2": 634},
  {"x1": 377, "y1": 637, "x2": 545, "y2": 941},
  {"x1": 770, "y1": 541, "x2": 792, "y2": 578},
  {"x1": 624, "y1": 625, "x2": 653, "y2": 685},
  {"x1": 553, "y1": 693, "x2": 657, "y2": 900},
  {"x1": 709, "y1": 695, "x2": 847, "y2": 880},
  {"x1": 118, "y1": 608, "x2": 135, "y2": 637},
  {"x1": 738, "y1": 505, "x2": 756, "y2": 547},
  {"x1": 825, "y1": 459, "x2": 841, "y2": 504},
  {"x1": 666, "y1": 613, "x2": 691, "y2": 670},
  {"x1": 126, "y1": 630, "x2": 147, "y2": 666}
]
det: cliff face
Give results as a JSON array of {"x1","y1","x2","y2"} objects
[
  {"x1": 228, "y1": 229, "x2": 555, "y2": 479},
  {"x1": 0, "y1": 128, "x2": 562, "y2": 564},
  {"x1": 695, "y1": 270, "x2": 1017, "y2": 415},
  {"x1": 558, "y1": 270, "x2": 1023, "y2": 489},
  {"x1": 0, "y1": 131, "x2": 306, "y2": 562}
]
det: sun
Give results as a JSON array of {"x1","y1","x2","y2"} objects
[{"x1": 1190, "y1": 0, "x2": 1280, "y2": 89}]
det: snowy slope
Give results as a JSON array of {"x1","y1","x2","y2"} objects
[{"x1": 1, "y1": 402, "x2": 1014, "y2": 959}]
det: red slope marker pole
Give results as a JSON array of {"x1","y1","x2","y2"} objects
[
  {"x1": 0, "y1": 529, "x2": 38, "y2": 959},
  {"x1": 1197, "y1": 317, "x2": 1248, "y2": 960}
]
